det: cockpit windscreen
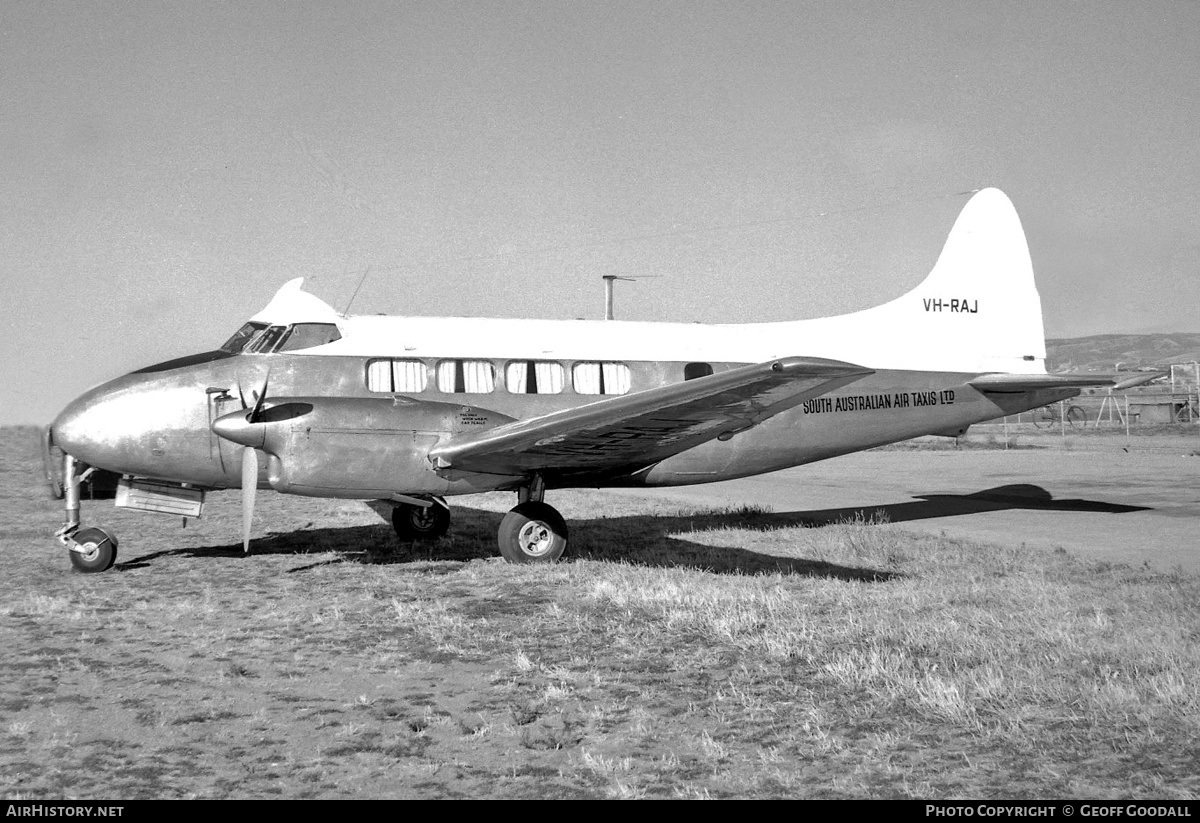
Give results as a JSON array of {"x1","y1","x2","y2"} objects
[
  {"x1": 219, "y1": 322, "x2": 268, "y2": 354},
  {"x1": 221, "y1": 322, "x2": 341, "y2": 355}
]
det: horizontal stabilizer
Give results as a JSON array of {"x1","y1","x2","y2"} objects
[
  {"x1": 1112, "y1": 372, "x2": 1167, "y2": 391},
  {"x1": 970, "y1": 372, "x2": 1162, "y2": 394},
  {"x1": 430, "y1": 357, "x2": 872, "y2": 478}
]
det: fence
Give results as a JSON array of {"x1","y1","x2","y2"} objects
[{"x1": 983, "y1": 387, "x2": 1199, "y2": 434}]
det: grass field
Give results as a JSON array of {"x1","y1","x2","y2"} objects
[{"x1": 2, "y1": 427, "x2": 1198, "y2": 799}]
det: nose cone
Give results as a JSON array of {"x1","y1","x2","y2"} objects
[
  {"x1": 51, "y1": 385, "x2": 122, "y2": 466},
  {"x1": 51, "y1": 373, "x2": 209, "y2": 475}
]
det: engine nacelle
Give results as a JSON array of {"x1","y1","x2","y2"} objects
[{"x1": 218, "y1": 396, "x2": 518, "y2": 499}]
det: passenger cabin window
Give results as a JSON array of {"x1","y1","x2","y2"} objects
[
  {"x1": 685, "y1": 362, "x2": 714, "y2": 380},
  {"x1": 276, "y1": 323, "x2": 341, "y2": 352},
  {"x1": 437, "y1": 360, "x2": 496, "y2": 393},
  {"x1": 367, "y1": 359, "x2": 427, "y2": 393},
  {"x1": 573, "y1": 362, "x2": 631, "y2": 395},
  {"x1": 219, "y1": 322, "x2": 268, "y2": 354},
  {"x1": 506, "y1": 361, "x2": 565, "y2": 394}
]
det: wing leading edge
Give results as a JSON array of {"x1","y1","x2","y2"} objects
[{"x1": 429, "y1": 357, "x2": 873, "y2": 479}]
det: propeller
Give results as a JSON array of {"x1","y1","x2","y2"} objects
[
  {"x1": 248, "y1": 372, "x2": 270, "y2": 423},
  {"x1": 212, "y1": 371, "x2": 314, "y2": 556},
  {"x1": 236, "y1": 371, "x2": 269, "y2": 554},
  {"x1": 241, "y1": 444, "x2": 258, "y2": 554}
]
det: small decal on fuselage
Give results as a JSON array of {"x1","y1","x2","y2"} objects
[
  {"x1": 802, "y1": 390, "x2": 955, "y2": 415},
  {"x1": 922, "y1": 297, "x2": 978, "y2": 313}
]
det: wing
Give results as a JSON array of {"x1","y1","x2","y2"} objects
[
  {"x1": 970, "y1": 371, "x2": 1162, "y2": 393},
  {"x1": 429, "y1": 357, "x2": 872, "y2": 479}
]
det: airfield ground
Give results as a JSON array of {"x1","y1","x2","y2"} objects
[
  {"x1": 640, "y1": 426, "x2": 1200, "y2": 573},
  {"x1": 1, "y1": 425, "x2": 1197, "y2": 799}
]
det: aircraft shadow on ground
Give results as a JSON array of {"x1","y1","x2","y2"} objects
[
  {"x1": 768, "y1": 483, "x2": 1150, "y2": 526},
  {"x1": 114, "y1": 525, "x2": 394, "y2": 572},
  {"x1": 117, "y1": 513, "x2": 892, "y2": 580},
  {"x1": 116, "y1": 484, "x2": 1148, "y2": 580}
]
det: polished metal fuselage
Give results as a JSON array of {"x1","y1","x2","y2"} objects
[{"x1": 51, "y1": 350, "x2": 1070, "y2": 499}]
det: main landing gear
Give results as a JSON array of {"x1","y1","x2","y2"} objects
[
  {"x1": 55, "y1": 453, "x2": 119, "y2": 574},
  {"x1": 389, "y1": 480, "x2": 570, "y2": 564},
  {"x1": 391, "y1": 496, "x2": 451, "y2": 541},
  {"x1": 497, "y1": 476, "x2": 568, "y2": 563}
]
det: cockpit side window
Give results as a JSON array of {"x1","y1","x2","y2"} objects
[
  {"x1": 276, "y1": 323, "x2": 342, "y2": 352},
  {"x1": 219, "y1": 322, "x2": 269, "y2": 354}
]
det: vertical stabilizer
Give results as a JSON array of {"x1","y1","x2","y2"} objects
[{"x1": 805, "y1": 188, "x2": 1047, "y2": 374}]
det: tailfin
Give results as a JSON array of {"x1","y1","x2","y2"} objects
[{"x1": 805, "y1": 188, "x2": 1047, "y2": 374}]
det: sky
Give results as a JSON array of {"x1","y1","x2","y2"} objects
[{"x1": 4, "y1": 1, "x2": 1199, "y2": 425}]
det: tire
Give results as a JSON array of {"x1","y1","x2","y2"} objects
[
  {"x1": 1066, "y1": 405, "x2": 1086, "y2": 428},
  {"x1": 68, "y1": 528, "x2": 118, "y2": 573},
  {"x1": 1032, "y1": 406, "x2": 1053, "y2": 429},
  {"x1": 391, "y1": 500, "x2": 450, "y2": 541},
  {"x1": 497, "y1": 502, "x2": 568, "y2": 563}
]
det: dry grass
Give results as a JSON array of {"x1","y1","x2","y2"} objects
[{"x1": 2, "y1": 427, "x2": 1198, "y2": 799}]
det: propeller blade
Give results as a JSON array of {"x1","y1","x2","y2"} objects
[
  {"x1": 249, "y1": 372, "x2": 270, "y2": 423},
  {"x1": 241, "y1": 446, "x2": 258, "y2": 554}
]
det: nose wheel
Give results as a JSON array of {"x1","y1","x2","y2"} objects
[{"x1": 67, "y1": 527, "x2": 119, "y2": 573}]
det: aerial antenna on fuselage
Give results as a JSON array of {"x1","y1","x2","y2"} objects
[
  {"x1": 602, "y1": 275, "x2": 662, "y2": 320},
  {"x1": 342, "y1": 264, "x2": 372, "y2": 316}
]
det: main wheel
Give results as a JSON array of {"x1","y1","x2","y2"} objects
[
  {"x1": 497, "y1": 502, "x2": 568, "y2": 563},
  {"x1": 391, "y1": 500, "x2": 450, "y2": 541},
  {"x1": 68, "y1": 527, "x2": 118, "y2": 573}
]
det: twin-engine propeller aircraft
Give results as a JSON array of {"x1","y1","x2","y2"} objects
[{"x1": 45, "y1": 188, "x2": 1147, "y2": 572}]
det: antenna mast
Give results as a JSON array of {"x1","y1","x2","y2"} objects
[{"x1": 342, "y1": 265, "x2": 372, "y2": 316}]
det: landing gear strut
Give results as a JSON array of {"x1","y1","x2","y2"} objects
[
  {"x1": 498, "y1": 475, "x2": 569, "y2": 563},
  {"x1": 56, "y1": 453, "x2": 119, "y2": 573}
]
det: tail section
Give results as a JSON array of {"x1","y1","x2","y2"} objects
[{"x1": 804, "y1": 188, "x2": 1047, "y2": 374}]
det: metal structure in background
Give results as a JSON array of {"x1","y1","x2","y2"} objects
[
  {"x1": 601, "y1": 275, "x2": 662, "y2": 320},
  {"x1": 601, "y1": 275, "x2": 634, "y2": 320},
  {"x1": 1171, "y1": 362, "x2": 1200, "y2": 422},
  {"x1": 991, "y1": 362, "x2": 1200, "y2": 435}
]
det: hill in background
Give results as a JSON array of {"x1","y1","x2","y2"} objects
[{"x1": 1046, "y1": 333, "x2": 1200, "y2": 373}]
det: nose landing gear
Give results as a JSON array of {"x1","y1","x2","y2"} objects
[
  {"x1": 56, "y1": 452, "x2": 119, "y2": 573},
  {"x1": 66, "y1": 527, "x2": 119, "y2": 573}
]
